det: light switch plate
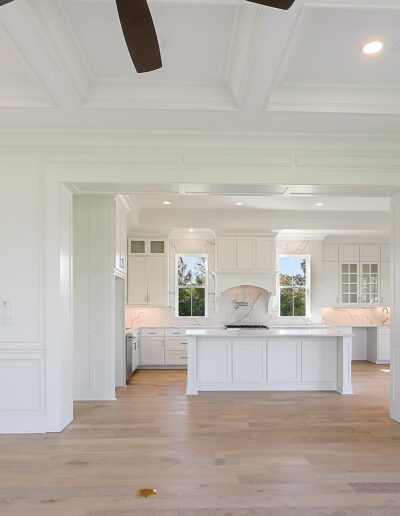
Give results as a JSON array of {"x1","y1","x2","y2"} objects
[
  {"x1": 1, "y1": 312, "x2": 15, "y2": 326},
  {"x1": 0, "y1": 298, "x2": 15, "y2": 309}
]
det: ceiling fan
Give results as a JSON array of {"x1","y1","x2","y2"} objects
[{"x1": 0, "y1": 0, "x2": 295, "y2": 73}]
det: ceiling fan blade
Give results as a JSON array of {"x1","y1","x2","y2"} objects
[
  {"x1": 246, "y1": 0, "x2": 295, "y2": 10},
  {"x1": 0, "y1": 0, "x2": 15, "y2": 6},
  {"x1": 115, "y1": 0, "x2": 162, "y2": 73}
]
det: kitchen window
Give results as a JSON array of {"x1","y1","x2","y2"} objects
[
  {"x1": 176, "y1": 254, "x2": 208, "y2": 317},
  {"x1": 279, "y1": 255, "x2": 310, "y2": 317}
]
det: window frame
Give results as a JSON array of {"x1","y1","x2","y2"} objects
[
  {"x1": 278, "y1": 254, "x2": 311, "y2": 318},
  {"x1": 175, "y1": 253, "x2": 208, "y2": 318}
]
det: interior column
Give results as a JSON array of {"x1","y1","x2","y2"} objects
[{"x1": 391, "y1": 193, "x2": 400, "y2": 422}]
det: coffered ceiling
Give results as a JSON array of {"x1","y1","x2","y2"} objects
[{"x1": 1, "y1": 0, "x2": 400, "y2": 132}]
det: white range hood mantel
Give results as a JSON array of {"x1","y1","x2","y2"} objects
[{"x1": 215, "y1": 271, "x2": 277, "y2": 298}]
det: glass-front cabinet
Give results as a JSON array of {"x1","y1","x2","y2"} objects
[
  {"x1": 128, "y1": 238, "x2": 167, "y2": 256},
  {"x1": 339, "y1": 262, "x2": 380, "y2": 305},
  {"x1": 360, "y1": 262, "x2": 379, "y2": 304},
  {"x1": 340, "y1": 263, "x2": 359, "y2": 304}
]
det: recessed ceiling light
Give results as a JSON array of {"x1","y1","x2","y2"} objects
[
  {"x1": 315, "y1": 202, "x2": 323, "y2": 207},
  {"x1": 189, "y1": 228, "x2": 194, "y2": 232},
  {"x1": 235, "y1": 202, "x2": 244, "y2": 206},
  {"x1": 162, "y1": 201, "x2": 171, "y2": 205},
  {"x1": 362, "y1": 40, "x2": 384, "y2": 55}
]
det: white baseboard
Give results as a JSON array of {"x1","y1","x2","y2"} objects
[
  {"x1": 0, "y1": 415, "x2": 46, "y2": 434},
  {"x1": 74, "y1": 390, "x2": 116, "y2": 401},
  {"x1": 390, "y1": 400, "x2": 400, "y2": 423}
]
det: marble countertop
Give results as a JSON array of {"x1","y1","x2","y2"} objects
[{"x1": 186, "y1": 328, "x2": 353, "y2": 338}]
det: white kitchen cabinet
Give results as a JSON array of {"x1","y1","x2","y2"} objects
[
  {"x1": 322, "y1": 261, "x2": 339, "y2": 305},
  {"x1": 128, "y1": 238, "x2": 167, "y2": 256},
  {"x1": 267, "y1": 340, "x2": 301, "y2": 382},
  {"x1": 236, "y1": 237, "x2": 256, "y2": 269},
  {"x1": 217, "y1": 235, "x2": 275, "y2": 272},
  {"x1": 339, "y1": 262, "x2": 359, "y2": 305},
  {"x1": 232, "y1": 340, "x2": 266, "y2": 383},
  {"x1": 132, "y1": 337, "x2": 140, "y2": 373},
  {"x1": 339, "y1": 244, "x2": 359, "y2": 262},
  {"x1": 322, "y1": 244, "x2": 339, "y2": 262},
  {"x1": 147, "y1": 257, "x2": 169, "y2": 305},
  {"x1": 115, "y1": 198, "x2": 128, "y2": 275},
  {"x1": 217, "y1": 237, "x2": 236, "y2": 270},
  {"x1": 129, "y1": 238, "x2": 147, "y2": 255},
  {"x1": 367, "y1": 327, "x2": 390, "y2": 364},
  {"x1": 360, "y1": 262, "x2": 379, "y2": 305},
  {"x1": 198, "y1": 339, "x2": 232, "y2": 384},
  {"x1": 302, "y1": 339, "x2": 337, "y2": 382},
  {"x1": 360, "y1": 244, "x2": 380, "y2": 262},
  {"x1": 127, "y1": 256, "x2": 168, "y2": 306},
  {"x1": 140, "y1": 337, "x2": 165, "y2": 365},
  {"x1": 381, "y1": 244, "x2": 390, "y2": 262},
  {"x1": 380, "y1": 261, "x2": 391, "y2": 306}
]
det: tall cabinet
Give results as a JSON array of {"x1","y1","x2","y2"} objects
[{"x1": 127, "y1": 238, "x2": 169, "y2": 306}]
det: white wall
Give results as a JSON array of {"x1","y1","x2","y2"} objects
[
  {"x1": 0, "y1": 155, "x2": 46, "y2": 433},
  {"x1": 73, "y1": 196, "x2": 116, "y2": 400}
]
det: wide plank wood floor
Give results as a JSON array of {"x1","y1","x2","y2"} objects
[{"x1": 1, "y1": 362, "x2": 400, "y2": 515}]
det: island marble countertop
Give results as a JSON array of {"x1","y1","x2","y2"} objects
[{"x1": 186, "y1": 328, "x2": 353, "y2": 338}]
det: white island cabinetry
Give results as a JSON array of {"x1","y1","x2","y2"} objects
[{"x1": 186, "y1": 329, "x2": 353, "y2": 395}]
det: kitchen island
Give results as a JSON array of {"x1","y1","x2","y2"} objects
[{"x1": 186, "y1": 328, "x2": 353, "y2": 395}]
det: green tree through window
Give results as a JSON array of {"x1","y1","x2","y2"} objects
[
  {"x1": 279, "y1": 255, "x2": 309, "y2": 317},
  {"x1": 177, "y1": 255, "x2": 207, "y2": 317}
]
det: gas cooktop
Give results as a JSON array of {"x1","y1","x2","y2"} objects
[{"x1": 225, "y1": 324, "x2": 269, "y2": 329}]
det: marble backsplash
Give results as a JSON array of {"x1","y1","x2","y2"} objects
[
  {"x1": 322, "y1": 307, "x2": 391, "y2": 327},
  {"x1": 125, "y1": 285, "x2": 272, "y2": 328}
]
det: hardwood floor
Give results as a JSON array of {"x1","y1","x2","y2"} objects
[{"x1": 1, "y1": 362, "x2": 400, "y2": 515}]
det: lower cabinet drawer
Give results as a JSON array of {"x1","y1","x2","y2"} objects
[
  {"x1": 165, "y1": 350, "x2": 187, "y2": 365},
  {"x1": 165, "y1": 338, "x2": 187, "y2": 352}
]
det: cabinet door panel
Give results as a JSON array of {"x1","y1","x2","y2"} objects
[
  {"x1": 267, "y1": 340, "x2": 301, "y2": 382},
  {"x1": 236, "y1": 237, "x2": 256, "y2": 269},
  {"x1": 322, "y1": 261, "x2": 339, "y2": 305},
  {"x1": 378, "y1": 334, "x2": 391, "y2": 362},
  {"x1": 198, "y1": 339, "x2": 231, "y2": 383},
  {"x1": 256, "y1": 238, "x2": 275, "y2": 269},
  {"x1": 120, "y1": 211, "x2": 127, "y2": 271},
  {"x1": 360, "y1": 244, "x2": 380, "y2": 262},
  {"x1": 339, "y1": 244, "x2": 359, "y2": 262},
  {"x1": 217, "y1": 237, "x2": 236, "y2": 270},
  {"x1": 140, "y1": 338, "x2": 165, "y2": 365},
  {"x1": 233, "y1": 340, "x2": 266, "y2": 383},
  {"x1": 381, "y1": 244, "x2": 390, "y2": 262},
  {"x1": 302, "y1": 339, "x2": 337, "y2": 382},
  {"x1": 360, "y1": 262, "x2": 380, "y2": 305},
  {"x1": 115, "y1": 201, "x2": 122, "y2": 271},
  {"x1": 339, "y1": 262, "x2": 359, "y2": 304},
  {"x1": 147, "y1": 257, "x2": 168, "y2": 306},
  {"x1": 127, "y1": 256, "x2": 147, "y2": 304}
]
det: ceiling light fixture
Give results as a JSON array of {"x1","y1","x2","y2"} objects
[
  {"x1": 189, "y1": 228, "x2": 194, "y2": 233},
  {"x1": 162, "y1": 201, "x2": 171, "y2": 205},
  {"x1": 362, "y1": 40, "x2": 384, "y2": 55},
  {"x1": 315, "y1": 203, "x2": 323, "y2": 207},
  {"x1": 236, "y1": 202, "x2": 244, "y2": 206}
]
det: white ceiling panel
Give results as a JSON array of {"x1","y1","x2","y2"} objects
[{"x1": 62, "y1": 0, "x2": 234, "y2": 82}]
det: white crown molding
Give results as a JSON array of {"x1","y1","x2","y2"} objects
[{"x1": 267, "y1": 83, "x2": 400, "y2": 115}]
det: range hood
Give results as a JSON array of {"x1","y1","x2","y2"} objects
[{"x1": 215, "y1": 272, "x2": 276, "y2": 298}]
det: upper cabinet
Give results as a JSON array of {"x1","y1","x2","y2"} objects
[
  {"x1": 128, "y1": 238, "x2": 167, "y2": 256},
  {"x1": 322, "y1": 242, "x2": 390, "y2": 307},
  {"x1": 127, "y1": 237, "x2": 169, "y2": 306},
  {"x1": 338, "y1": 244, "x2": 359, "y2": 262},
  {"x1": 217, "y1": 236, "x2": 275, "y2": 272}
]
